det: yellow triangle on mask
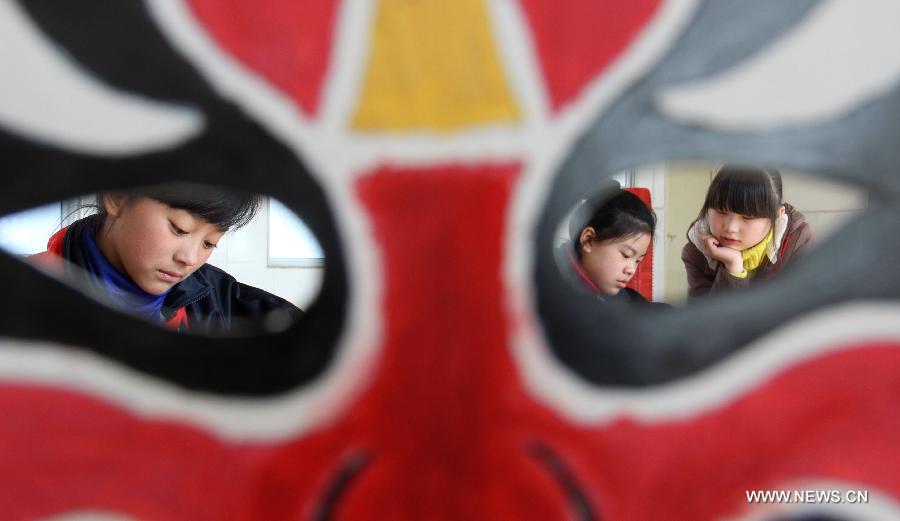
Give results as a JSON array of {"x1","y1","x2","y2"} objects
[{"x1": 351, "y1": 0, "x2": 520, "y2": 131}]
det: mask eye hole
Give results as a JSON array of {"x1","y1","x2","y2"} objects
[
  {"x1": 0, "y1": 178, "x2": 347, "y2": 396},
  {"x1": 535, "y1": 161, "x2": 874, "y2": 390},
  {"x1": 0, "y1": 184, "x2": 326, "y2": 337}
]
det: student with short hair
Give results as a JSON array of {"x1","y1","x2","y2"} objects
[
  {"x1": 563, "y1": 185, "x2": 657, "y2": 304},
  {"x1": 32, "y1": 183, "x2": 301, "y2": 334},
  {"x1": 682, "y1": 164, "x2": 814, "y2": 298}
]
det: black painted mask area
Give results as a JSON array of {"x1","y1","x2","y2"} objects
[
  {"x1": 533, "y1": 1, "x2": 900, "y2": 388},
  {"x1": 0, "y1": 1, "x2": 347, "y2": 396}
]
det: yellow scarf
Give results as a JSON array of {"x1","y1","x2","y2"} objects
[{"x1": 732, "y1": 228, "x2": 773, "y2": 278}]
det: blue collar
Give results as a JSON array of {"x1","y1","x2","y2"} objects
[{"x1": 81, "y1": 228, "x2": 169, "y2": 322}]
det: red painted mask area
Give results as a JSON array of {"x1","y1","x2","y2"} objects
[
  {"x1": 519, "y1": 0, "x2": 662, "y2": 111},
  {"x1": 187, "y1": 0, "x2": 339, "y2": 116},
  {"x1": 0, "y1": 385, "x2": 251, "y2": 520},
  {"x1": 341, "y1": 164, "x2": 569, "y2": 519}
]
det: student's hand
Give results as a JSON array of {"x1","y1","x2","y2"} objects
[{"x1": 700, "y1": 235, "x2": 744, "y2": 275}]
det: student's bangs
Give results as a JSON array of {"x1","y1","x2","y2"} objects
[
  {"x1": 134, "y1": 183, "x2": 260, "y2": 231},
  {"x1": 702, "y1": 166, "x2": 782, "y2": 221}
]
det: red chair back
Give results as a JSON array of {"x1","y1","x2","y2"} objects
[{"x1": 625, "y1": 187, "x2": 653, "y2": 301}]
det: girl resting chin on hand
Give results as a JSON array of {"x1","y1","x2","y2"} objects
[{"x1": 682, "y1": 165, "x2": 814, "y2": 299}]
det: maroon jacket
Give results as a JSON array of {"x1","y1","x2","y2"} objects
[{"x1": 681, "y1": 204, "x2": 814, "y2": 298}]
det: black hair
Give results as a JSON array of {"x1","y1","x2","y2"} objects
[
  {"x1": 569, "y1": 183, "x2": 656, "y2": 259},
  {"x1": 698, "y1": 164, "x2": 783, "y2": 225},
  {"x1": 96, "y1": 182, "x2": 260, "y2": 232}
]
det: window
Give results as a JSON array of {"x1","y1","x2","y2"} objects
[
  {"x1": 0, "y1": 203, "x2": 62, "y2": 255},
  {"x1": 268, "y1": 198, "x2": 325, "y2": 267}
]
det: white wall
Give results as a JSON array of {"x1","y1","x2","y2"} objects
[
  {"x1": 781, "y1": 171, "x2": 867, "y2": 238},
  {"x1": 207, "y1": 199, "x2": 324, "y2": 310}
]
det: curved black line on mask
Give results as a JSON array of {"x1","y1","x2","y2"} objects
[
  {"x1": 528, "y1": 441, "x2": 599, "y2": 521},
  {"x1": 768, "y1": 514, "x2": 852, "y2": 521},
  {"x1": 310, "y1": 452, "x2": 371, "y2": 521}
]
